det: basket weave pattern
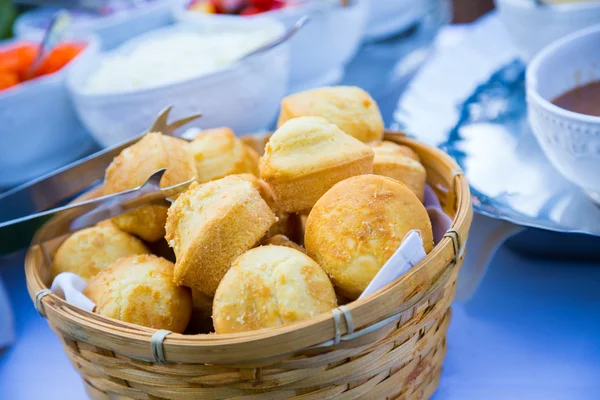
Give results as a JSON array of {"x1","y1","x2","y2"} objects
[{"x1": 25, "y1": 133, "x2": 472, "y2": 400}]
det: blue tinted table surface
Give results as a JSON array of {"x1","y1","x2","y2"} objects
[{"x1": 2, "y1": 215, "x2": 600, "y2": 399}]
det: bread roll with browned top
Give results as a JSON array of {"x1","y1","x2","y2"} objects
[
  {"x1": 305, "y1": 175, "x2": 434, "y2": 300},
  {"x1": 165, "y1": 175, "x2": 276, "y2": 296},
  {"x1": 52, "y1": 224, "x2": 150, "y2": 280},
  {"x1": 213, "y1": 245, "x2": 337, "y2": 334},
  {"x1": 371, "y1": 141, "x2": 427, "y2": 201},
  {"x1": 187, "y1": 127, "x2": 260, "y2": 183},
  {"x1": 259, "y1": 116, "x2": 374, "y2": 213},
  {"x1": 84, "y1": 255, "x2": 192, "y2": 333},
  {"x1": 52, "y1": 225, "x2": 149, "y2": 281},
  {"x1": 277, "y1": 86, "x2": 384, "y2": 143},
  {"x1": 104, "y1": 133, "x2": 196, "y2": 242}
]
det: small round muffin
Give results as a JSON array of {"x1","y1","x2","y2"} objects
[
  {"x1": 52, "y1": 225, "x2": 149, "y2": 281},
  {"x1": 277, "y1": 86, "x2": 384, "y2": 143},
  {"x1": 305, "y1": 175, "x2": 434, "y2": 300},
  {"x1": 370, "y1": 141, "x2": 427, "y2": 201},
  {"x1": 187, "y1": 127, "x2": 260, "y2": 183},
  {"x1": 213, "y1": 245, "x2": 337, "y2": 334},
  {"x1": 84, "y1": 255, "x2": 192, "y2": 333},
  {"x1": 104, "y1": 132, "x2": 197, "y2": 242},
  {"x1": 165, "y1": 175, "x2": 276, "y2": 296},
  {"x1": 260, "y1": 116, "x2": 374, "y2": 213}
]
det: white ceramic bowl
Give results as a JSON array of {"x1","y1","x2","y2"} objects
[
  {"x1": 67, "y1": 20, "x2": 290, "y2": 148},
  {"x1": 0, "y1": 37, "x2": 97, "y2": 188},
  {"x1": 495, "y1": 0, "x2": 600, "y2": 61},
  {"x1": 363, "y1": 0, "x2": 429, "y2": 42},
  {"x1": 174, "y1": 0, "x2": 366, "y2": 92},
  {"x1": 527, "y1": 24, "x2": 600, "y2": 204},
  {"x1": 14, "y1": 1, "x2": 176, "y2": 50}
]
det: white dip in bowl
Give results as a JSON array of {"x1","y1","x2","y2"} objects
[{"x1": 68, "y1": 20, "x2": 290, "y2": 147}]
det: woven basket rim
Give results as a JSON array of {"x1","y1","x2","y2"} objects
[{"x1": 24, "y1": 131, "x2": 472, "y2": 364}]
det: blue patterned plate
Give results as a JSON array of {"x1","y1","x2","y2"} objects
[{"x1": 395, "y1": 14, "x2": 600, "y2": 239}]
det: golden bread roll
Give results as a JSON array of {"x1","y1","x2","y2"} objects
[
  {"x1": 52, "y1": 225, "x2": 149, "y2": 281},
  {"x1": 277, "y1": 86, "x2": 384, "y2": 143},
  {"x1": 261, "y1": 234, "x2": 306, "y2": 254},
  {"x1": 370, "y1": 141, "x2": 427, "y2": 201},
  {"x1": 305, "y1": 175, "x2": 434, "y2": 300},
  {"x1": 187, "y1": 289, "x2": 214, "y2": 334},
  {"x1": 109, "y1": 206, "x2": 169, "y2": 243},
  {"x1": 104, "y1": 133, "x2": 196, "y2": 242},
  {"x1": 84, "y1": 255, "x2": 192, "y2": 332},
  {"x1": 165, "y1": 175, "x2": 276, "y2": 296},
  {"x1": 187, "y1": 127, "x2": 260, "y2": 183},
  {"x1": 259, "y1": 116, "x2": 374, "y2": 213},
  {"x1": 213, "y1": 245, "x2": 337, "y2": 334}
]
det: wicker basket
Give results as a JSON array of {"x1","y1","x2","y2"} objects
[{"x1": 25, "y1": 131, "x2": 472, "y2": 400}]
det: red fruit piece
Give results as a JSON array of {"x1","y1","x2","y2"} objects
[
  {"x1": 269, "y1": 0, "x2": 285, "y2": 9},
  {"x1": 209, "y1": 0, "x2": 224, "y2": 13},
  {"x1": 240, "y1": 5, "x2": 265, "y2": 15},
  {"x1": 221, "y1": 0, "x2": 247, "y2": 13},
  {"x1": 250, "y1": 0, "x2": 274, "y2": 9}
]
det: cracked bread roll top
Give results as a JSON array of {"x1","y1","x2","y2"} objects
[
  {"x1": 165, "y1": 175, "x2": 276, "y2": 296},
  {"x1": 305, "y1": 175, "x2": 434, "y2": 300},
  {"x1": 104, "y1": 133, "x2": 196, "y2": 242},
  {"x1": 277, "y1": 86, "x2": 384, "y2": 143},
  {"x1": 259, "y1": 116, "x2": 374, "y2": 213},
  {"x1": 187, "y1": 127, "x2": 260, "y2": 183},
  {"x1": 213, "y1": 245, "x2": 337, "y2": 334},
  {"x1": 52, "y1": 225, "x2": 150, "y2": 281},
  {"x1": 83, "y1": 254, "x2": 192, "y2": 333},
  {"x1": 370, "y1": 141, "x2": 427, "y2": 201}
]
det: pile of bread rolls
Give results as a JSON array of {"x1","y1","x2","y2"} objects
[{"x1": 51, "y1": 86, "x2": 433, "y2": 335}]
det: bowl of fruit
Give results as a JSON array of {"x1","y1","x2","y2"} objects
[
  {"x1": 174, "y1": 0, "x2": 367, "y2": 92},
  {"x1": 0, "y1": 37, "x2": 97, "y2": 188}
]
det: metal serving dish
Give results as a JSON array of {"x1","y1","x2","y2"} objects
[{"x1": 398, "y1": 57, "x2": 600, "y2": 259}]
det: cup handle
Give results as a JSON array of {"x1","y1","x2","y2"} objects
[{"x1": 455, "y1": 213, "x2": 525, "y2": 302}]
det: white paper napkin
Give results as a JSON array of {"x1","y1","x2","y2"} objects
[
  {"x1": 50, "y1": 273, "x2": 95, "y2": 312},
  {"x1": 359, "y1": 230, "x2": 427, "y2": 300}
]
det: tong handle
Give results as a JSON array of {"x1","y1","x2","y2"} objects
[{"x1": 0, "y1": 170, "x2": 172, "y2": 255}]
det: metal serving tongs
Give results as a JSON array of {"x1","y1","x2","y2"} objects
[
  {"x1": 0, "y1": 107, "x2": 201, "y2": 254},
  {"x1": 0, "y1": 170, "x2": 194, "y2": 254}
]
